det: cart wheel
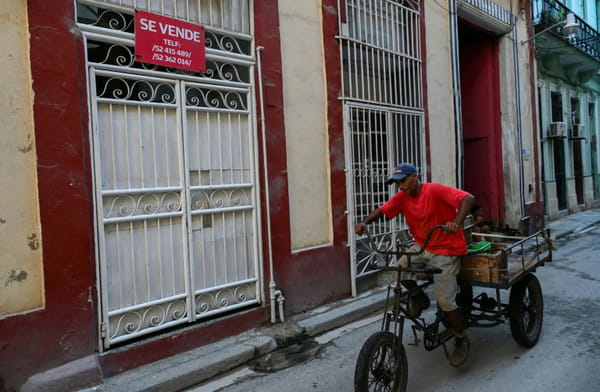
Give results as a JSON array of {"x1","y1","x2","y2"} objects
[
  {"x1": 509, "y1": 273, "x2": 543, "y2": 347},
  {"x1": 354, "y1": 331, "x2": 407, "y2": 392}
]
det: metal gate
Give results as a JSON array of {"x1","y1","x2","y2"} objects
[
  {"x1": 337, "y1": 0, "x2": 425, "y2": 295},
  {"x1": 77, "y1": 0, "x2": 261, "y2": 348}
]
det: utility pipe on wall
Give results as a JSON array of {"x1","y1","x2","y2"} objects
[
  {"x1": 256, "y1": 46, "x2": 285, "y2": 323},
  {"x1": 512, "y1": 17, "x2": 527, "y2": 220},
  {"x1": 449, "y1": 0, "x2": 464, "y2": 188}
]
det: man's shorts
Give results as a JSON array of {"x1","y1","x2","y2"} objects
[{"x1": 395, "y1": 243, "x2": 460, "y2": 312}]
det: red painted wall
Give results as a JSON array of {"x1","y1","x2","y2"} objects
[
  {"x1": 280, "y1": 0, "x2": 351, "y2": 311},
  {"x1": 1, "y1": 2, "x2": 270, "y2": 389},
  {"x1": 0, "y1": 1, "x2": 97, "y2": 390},
  {"x1": 253, "y1": 0, "x2": 351, "y2": 313},
  {"x1": 1, "y1": 1, "x2": 352, "y2": 390}
]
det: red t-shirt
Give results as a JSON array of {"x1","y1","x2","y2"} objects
[{"x1": 379, "y1": 183, "x2": 469, "y2": 256}]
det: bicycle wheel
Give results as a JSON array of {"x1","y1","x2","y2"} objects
[
  {"x1": 509, "y1": 273, "x2": 543, "y2": 347},
  {"x1": 354, "y1": 331, "x2": 407, "y2": 392}
]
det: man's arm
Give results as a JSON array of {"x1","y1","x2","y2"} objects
[
  {"x1": 445, "y1": 193, "x2": 475, "y2": 234},
  {"x1": 355, "y1": 207, "x2": 384, "y2": 234}
]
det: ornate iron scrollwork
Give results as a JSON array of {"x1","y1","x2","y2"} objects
[
  {"x1": 104, "y1": 192, "x2": 182, "y2": 218},
  {"x1": 96, "y1": 76, "x2": 177, "y2": 103},
  {"x1": 195, "y1": 283, "x2": 256, "y2": 315},
  {"x1": 80, "y1": 5, "x2": 253, "y2": 81},
  {"x1": 186, "y1": 86, "x2": 247, "y2": 110}
]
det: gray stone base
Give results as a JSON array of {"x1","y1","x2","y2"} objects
[{"x1": 20, "y1": 355, "x2": 102, "y2": 392}]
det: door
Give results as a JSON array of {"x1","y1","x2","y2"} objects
[
  {"x1": 337, "y1": 0, "x2": 425, "y2": 295},
  {"x1": 344, "y1": 105, "x2": 425, "y2": 289},
  {"x1": 590, "y1": 103, "x2": 599, "y2": 199},
  {"x1": 459, "y1": 24, "x2": 504, "y2": 227},
  {"x1": 553, "y1": 140, "x2": 568, "y2": 210},
  {"x1": 573, "y1": 141, "x2": 584, "y2": 205},
  {"x1": 78, "y1": 1, "x2": 261, "y2": 348}
]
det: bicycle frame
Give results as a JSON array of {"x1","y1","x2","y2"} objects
[
  {"x1": 366, "y1": 225, "x2": 456, "y2": 353},
  {"x1": 380, "y1": 271, "x2": 455, "y2": 354}
]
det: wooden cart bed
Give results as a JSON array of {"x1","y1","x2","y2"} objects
[{"x1": 458, "y1": 229, "x2": 553, "y2": 288}]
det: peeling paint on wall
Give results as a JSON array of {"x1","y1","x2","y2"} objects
[
  {"x1": 4, "y1": 269, "x2": 28, "y2": 287},
  {"x1": 18, "y1": 133, "x2": 33, "y2": 153},
  {"x1": 0, "y1": 0, "x2": 45, "y2": 318},
  {"x1": 27, "y1": 234, "x2": 40, "y2": 250}
]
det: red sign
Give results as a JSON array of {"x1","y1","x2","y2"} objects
[{"x1": 135, "y1": 10, "x2": 206, "y2": 73}]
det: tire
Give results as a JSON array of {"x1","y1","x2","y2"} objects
[
  {"x1": 354, "y1": 331, "x2": 408, "y2": 392},
  {"x1": 509, "y1": 273, "x2": 543, "y2": 347}
]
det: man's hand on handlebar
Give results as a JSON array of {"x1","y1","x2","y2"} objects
[
  {"x1": 355, "y1": 223, "x2": 367, "y2": 235},
  {"x1": 444, "y1": 221, "x2": 460, "y2": 234}
]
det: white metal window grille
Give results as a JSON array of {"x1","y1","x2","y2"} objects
[
  {"x1": 76, "y1": 0, "x2": 260, "y2": 348},
  {"x1": 338, "y1": 0, "x2": 425, "y2": 290}
]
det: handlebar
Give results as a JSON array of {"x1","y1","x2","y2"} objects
[
  {"x1": 360, "y1": 225, "x2": 446, "y2": 274},
  {"x1": 362, "y1": 225, "x2": 445, "y2": 257},
  {"x1": 373, "y1": 265, "x2": 443, "y2": 274}
]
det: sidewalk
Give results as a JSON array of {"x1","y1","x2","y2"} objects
[
  {"x1": 79, "y1": 209, "x2": 600, "y2": 392},
  {"x1": 79, "y1": 288, "x2": 389, "y2": 392},
  {"x1": 544, "y1": 208, "x2": 600, "y2": 238}
]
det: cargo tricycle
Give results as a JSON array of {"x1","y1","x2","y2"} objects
[{"x1": 354, "y1": 224, "x2": 554, "y2": 392}]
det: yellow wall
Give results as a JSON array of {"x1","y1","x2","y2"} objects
[
  {"x1": 0, "y1": 0, "x2": 44, "y2": 318},
  {"x1": 424, "y1": 1, "x2": 457, "y2": 184},
  {"x1": 278, "y1": 1, "x2": 333, "y2": 251}
]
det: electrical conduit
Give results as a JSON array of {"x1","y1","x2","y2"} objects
[{"x1": 256, "y1": 46, "x2": 284, "y2": 323}]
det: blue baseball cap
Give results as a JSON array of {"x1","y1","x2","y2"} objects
[{"x1": 387, "y1": 163, "x2": 417, "y2": 184}]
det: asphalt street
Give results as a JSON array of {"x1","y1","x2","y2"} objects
[{"x1": 190, "y1": 225, "x2": 600, "y2": 392}]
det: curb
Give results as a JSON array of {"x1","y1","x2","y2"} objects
[
  {"x1": 83, "y1": 289, "x2": 388, "y2": 392},
  {"x1": 298, "y1": 289, "x2": 388, "y2": 337},
  {"x1": 550, "y1": 217, "x2": 600, "y2": 239},
  {"x1": 90, "y1": 335, "x2": 276, "y2": 392}
]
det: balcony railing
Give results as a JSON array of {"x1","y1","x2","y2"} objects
[{"x1": 532, "y1": 0, "x2": 600, "y2": 62}]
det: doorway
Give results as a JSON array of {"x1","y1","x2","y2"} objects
[
  {"x1": 571, "y1": 98, "x2": 584, "y2": 205},
  {"x1": 553, "y1": 141, "x2": 568, "y2": 210},
  {"x1": 590, "y1": 102, "x2": 599, "y2": 199},
  {"x1": 338, "y1": 0, "x2": 425, "y2": 295},
  {"x1": 550, "y1": 92, "x2": 568, "y2": 210},
  {"x1": 77, "y1": 1, "x2": 262, "y2": 349},
  {"x1": 459, "y1": 23, "x2": 504, "y2": 228}
]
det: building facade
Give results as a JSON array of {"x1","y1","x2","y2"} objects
[
  {"x1": 1, "y1": 1, "x2": 542, "y2": 390},
  {"x1": 532, "y1": 0, "x2": 600, "y2": 219}
]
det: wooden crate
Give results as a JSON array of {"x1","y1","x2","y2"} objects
[{"x1": 459, "y1": 243, "x2": 509, "y2": 284}]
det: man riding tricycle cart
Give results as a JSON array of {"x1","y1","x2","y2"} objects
[{"x1": 354, "y1": 163, "x2": 553, "y2": 392}]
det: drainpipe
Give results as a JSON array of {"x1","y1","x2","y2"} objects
[
  {"x1": 256, "y1": 46, "x2": 285, "y2": 323},
  {"x1": 449, "y1": 0, "x2": 464, "y2": 188},
  {"x1": 512, "y1": 17, "x2": 528, "y2": 228}
]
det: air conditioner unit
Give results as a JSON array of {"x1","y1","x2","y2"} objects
[
  {"x1": 570, "y1": 123, "x2": 585, "y2": 139},
  {"x1": 547, "y1": 122, "x2": 566, "y2": 138}
]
